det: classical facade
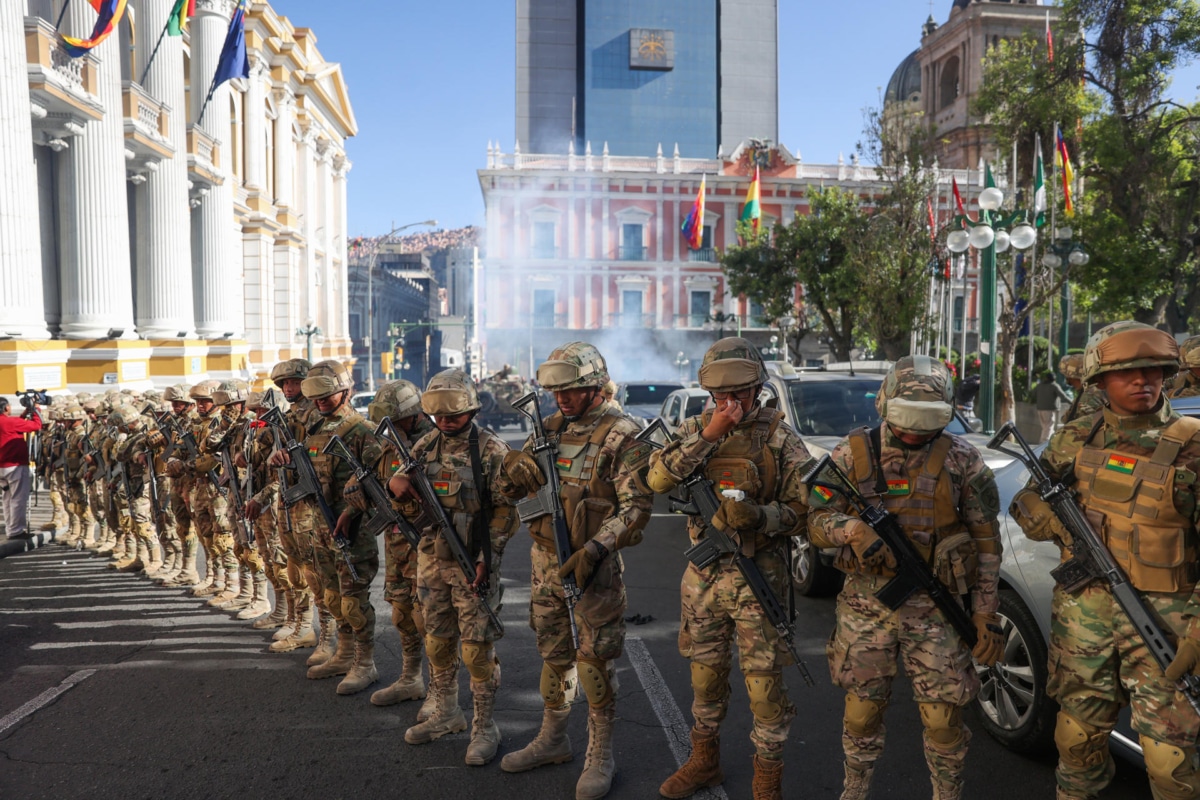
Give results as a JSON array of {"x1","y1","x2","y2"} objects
[{"x1": 0, "y1": 0, "x2": 355, "y2": 394}]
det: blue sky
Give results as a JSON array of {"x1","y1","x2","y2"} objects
[{"x1": 273, "y1": 0, "x2": 1200, "y2": 237}]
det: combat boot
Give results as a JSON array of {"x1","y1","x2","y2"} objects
[
  {"x1": 117, "y1": 541, "x2": 149, "y2": 573},
  {"x1": 140, "y1": 541, "x2": 163, "y2": 577},
  {"x1": 149, "y1": 542, "x2": 178, "y2": 582},
  {"x1": 110, "y1": 533, "x2": 135, "y2": 568},
  {"x1": 252, "y1": 584, "x2": 289, "y2": 629},
  {"x1": 371, "y1": 645, "x2": 427, "y2": 706},
  {"x1": 465, "y1": 677, "x2": 501, "y2": 766},
  {"x1": 931, "y1": 777, "x2": 962, "y2": 800},
  {"x1": 337, "y1": 641, "x2": 378, "y2": 695},
  {"x1": 270, "y1": 590, "x2": 300, "y2": 639},
  {"x1": 501, "y1": 706, "x2": 573, "y2": 772},
  {"x1": 307, "y1": 632, "x2": 354, "y2": 679},
  {"x1": 404, "y1": 667, "x2": 467, "y2": 744},
  {"x1": 223, "y1": 568, "x2": 255, "y2": 610},
  {"x1": 751, "y1": 755, "x2": 783, "y2": 800},
  {"x1": 416, "y1": 685, "x2": 437, "y2": 722},
  {"x1": 840, "y1": 764, "x2": 874, "y2": 800},
  {"x1": 576, "y1": 703, "x2": 616, "y2": 800},
  {"x1": 269, "y1": 597, "x2": 316, "y2": 652},
  {"x1": 193, "y1": 565, "x2": 224, "y2": 598},
  {"x1": 208, "y1": 566, "x2": 241, "y2": 606},
  {"x1": 165, "y1": 539, "x2": 200, "y2": 586},
  {"x1": 304, "y1": 611, "x2": 337, "y2": 663},
  {"x1": 94, "y1": 525, "x2": 115, "y2": 553},
  {"x1": 659, "y1": 728, "x2": 723, "y2": 798}
]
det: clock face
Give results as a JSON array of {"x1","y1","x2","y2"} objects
[{"x1": 629, "y1": 28, "x2": 674, "y2": 71}]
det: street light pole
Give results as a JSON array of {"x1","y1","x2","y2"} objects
[
  {"x1": 296, "y1": 317, "x2": 322, "y2": 363},
  {"x1": 364, "y1": 219, "x2": 438, "y2": 391}
]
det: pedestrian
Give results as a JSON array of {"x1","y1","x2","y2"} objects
[
  {"x1": 1035, "y1": 371, "x2": 1073, "y2": 443},
  {"x1": 956, "y1": 373, "x2": 980, "y2": 418},
  {"x1": 1058, "y1": 354, "x2": 1105, "y2": 424},
  {"x1": 501, "y1": 342, "x2": 653, "y2": 800},
  {"x1": 1168, "y1": 334, "x2": 1200, "y2": 399},
  {"x1": 807, "y1": 355, "x2": 1004, "y2": 800},
  {"x1": 0, "y1": 396, "x2": 43, "y2": 538},
  {"x1": 1010, "y1": 321, "x2": 1200, "y2": 800},
  {"x1": 647, "y1": 337, "x2": 814, "y2": 800}
]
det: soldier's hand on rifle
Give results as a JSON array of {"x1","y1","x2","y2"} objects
[
  {"x1": 845, "y1": 518, "x2": 897, "y2": 570},
  {"x1": 470, "y1": 561, "x2": 488, "y2": 591},
  {"x1": 234, "y1": 451, "x2": 248, "y2": 469},
  {"x1": 1166, "y1": 637, "x2": 1200, "y2": 681},
  {"x1": 971, "y1": 612, "x2": 1005, "y2": 666},
  {"x1": 166, "y1": 459, "x2": 184, "y2": 478},
  {"x1": 388, "y1": 473, "x2": 419, "y2": 503},
  {"x1": 559, "y1": 540, "x2": 608, "y2": 588},
  {"x1": 269, "y1": 450, "x2": 291, "y2": 467},
  {"x1": 502, "y1": 450, "x2": 545, "y2": 494},
  {"x1": 701, "y1": 395, "x2": 745, "y2": 442},
  {"x1": 245, "y1": 498, "x2": 263, "y2": 521},
  {"x1": 333, "y1": 508, "x2": 357, "y2": 544},
  {"x1": 343, "y1": 476, "x2": 369, "y2": 512},
  {"x1": 712, "y1": 496, "x2": 765, "y2": 533},
  {"x1": 135, "y1": 452, "x2": 148, "y2": 466}
]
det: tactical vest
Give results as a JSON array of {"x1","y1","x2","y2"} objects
[
  {"x1": 1073, "y1": 416, "x2": 1200, "y2": 593},
  {"x1": 529, "y1": 406, "x2": 623, "y2": 551},
  {"x1": 421, "y1": 425, "x2": 497, "y2": 559},
  {"x1": 64, "y1": 428, "x2": 87, "y2": 480},
  {"x1": 305, "y1": 411, "x2": 364, "y2": 500}
]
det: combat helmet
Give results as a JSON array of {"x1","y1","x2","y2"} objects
[
  {"x1": 189, "y1": 380, "x2": 221, "y2": 402},
  {"x1": 1082, "y1": 321, "x2": 1179, "y2": 384},
  {"x1": 698, "y1": 337, "x2": 768, "y2": 393},
  {"x1": 369, "y1": 379, "x2": 422, "y2": 424},
  {"x1": 301, "y1": 360, "x2": 354, "y2": 400},
  {"x1": 271, "y1": 358, "x2": 311, "y2": 385},
  {"x1": 421, "y1": 369, "x2": 481, "y2": 415},
  {"x1": 61, "y1": 404, "x2": 87, "y2": 422},
  {"x1": 162, "y1": 384, "x2": 194, "y2": 404},
  {"x1": 213, "y1": 379, "x2": 250, "y2": 406},
  {"x1": 247, "y1": 387, "x2": 288, "y2": 413},
  {"x1": 877, "y1": 355, "x2": 955, "y2": 435},
  {"x1": 537, "y1": 342, "x2": 609, "y2": 391},
  {"x1": 114, "y1": 405, "x2": 143, "y2": 430},
  {"x1": 1058, "y1": 353, "x2": 1085, "y2": 383},
  {"x1": 1178, "y1": 335, "x2": 1200, "y2": 370}
]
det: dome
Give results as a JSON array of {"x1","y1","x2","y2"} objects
[{"x1": 885, "y1": 49, "x2": 921, "y2": 105}]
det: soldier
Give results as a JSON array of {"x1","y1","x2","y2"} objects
[
  {"x1": 1059, "y1": 353, "x2": 1105, "y2": 424},
  {"x1": 80, "y1": 399, "x2": 113, "y2": 552},
  {"x1": 110, "y1": 405, "x2": 163, "y2": 576},
  {"x1": 647, "y1": 337, "x2": 814, "y2": 800},
  {"x1": 241, "y1": 389, "x2": 291, "y2": 629},
  {"x1": 1169, "y1": 334, "x2": 1200, "y2": 399},
  {"x1": 40, "y1": 404, "x2": 69, "y2": 535},
  {"x1": 102, "y1": 403, "x2": 138, "y2": 568},
  {"x1": 139, "y1": 401, "x2": 183, "y2": 583},
  {"x1": 600, "y1": 379, "x2": 622, "y2": 412},
  {"x1": 275, "y1": 360, "x2": 381, "y2": 695},
  {"x1": 161, "y1": 385, "x2": 202, "y2": 587},
  {"x1": 389, "y1": 369, "x2": 521, "y2": 766},
  {"x1": 806, "y1": 355, "x2": 1004, "y2": 800},
  {"x1": 1010, "y1": 321, "x2": 1200, "y2": 800},
  {"x1": 500, "y1": 342, "x2": 653, "y2": 800},
  {"x1": 186, "y1": 380, "x2": 237, "y2": 601},
  {"x1": 343, "y1": 379, "x2": 434, "y2": 709},
  {"x1": 60, "y1": 404, "x2": 95, "y2": 547}
]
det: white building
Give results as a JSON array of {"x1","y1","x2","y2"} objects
[{"x1": 0, "y1": 0, "x2": 355, "y2": 394}]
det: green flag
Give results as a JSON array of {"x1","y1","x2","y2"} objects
[
  {"x1": 1033, "y1": 133, "x2": 1047, "y2": 228},
  {"x1": 167, "y1": 0, "x2": 195, "y2": 36}
]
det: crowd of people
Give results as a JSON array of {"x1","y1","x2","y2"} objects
[
  {"x1": 349, "y1": 226, "x2": 480, "y2": 263},
  {"x1": 14, "y1": 324, "x2": 1200, "y2": 800}
]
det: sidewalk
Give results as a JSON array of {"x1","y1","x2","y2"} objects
[{"x1": 0, "y1": 492, "x2": 64, "y2": 559}]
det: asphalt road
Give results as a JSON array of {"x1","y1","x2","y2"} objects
[{"x1": 0, "y1": 432, "x2": 1152, "y2": 799}]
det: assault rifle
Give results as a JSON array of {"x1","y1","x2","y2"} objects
[
  {"x1": 242, "y1": 417, "x2": 257, "y2": 544},
  {"x1": 82, "y1": 432, "x2": 121, "y2": 523},
  {"x1": 214, "y1": 421, "x2": 253, "y2": 545},
  {"x1": 142, "y1": 404, "x2": 178, "y2": 463},
  {"x1": 260, "y1": 394, "x2": 294, "y2": 535},
  {"x1": 512, "y1": 391, "x2": 581, "y2": 650},
  {"x1": 260, "y1": 406, "x2": 358, "y2": 581},
  {"x1": 989, "y1": 422, "x2": 1200, "y2": 716},
  {"x1": 324, "y1": 431, "x2": 413, "y2": 544},
  {"x1": 802, "y1": 452, "x2": 978, "y2": 649},
  {"x1": 375, "y1": 416, "x2": 504, "y2": 633},
  {"x1": 639, "y1": 419, "x2": 814, "y2": 686}
]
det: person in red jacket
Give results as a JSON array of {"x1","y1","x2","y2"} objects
[{"x1": 0, "y1": 397, "x2": 43, "y2": 538}]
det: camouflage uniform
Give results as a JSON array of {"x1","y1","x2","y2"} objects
[
  {"x1": 501, "y1": 342, "x2": 653, "y2": 800},
  {"x1": 137, "y1": 401, "x2": 183, "y2": 583},
  {"x1": 110, "y1": 406, "x2": 161, "y2": 575},
  {"x1": 61, "y1": 406, "x2": 95, "y2": 546},
  {"x1": 242, "y1": 390, "x2": 291, "y2": 629},
  {"x1": 1168, "y1": 335, "x2": 1200, "y2": 400},
  {"x1": 187, "y1": 380, "x2": 237, "y2": 598},
  {"x1": 808, "y1": 356, "x2": 1003, "y2": 800},
  {"x1": 40, "y1": 407, "x2": 69, "y2": 533},
  {"x1": 649, "y1": 337, "x2": 814, "y2": 800},
  {"x1": 80, "y1": 402, "x2": 112, "y2": 552},
  {"x1": 1059, "y1": 354, "x2": 1106, "y2": 424},
  {"x1": 400, "y1": 369, "x2": 521, "y2": 768},
  {"x1": 160, "y1": 386, "x2": 201, "y2": 587},
  {"x1": 1012, "y1": 322, "x2": 1200, "y2": 800}
]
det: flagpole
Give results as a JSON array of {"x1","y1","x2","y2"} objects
[
  {"x1": 138, "y1": 14, "x2": 175, "y2": 86},
  {"x1": 196, "y1": 72, "x2": 219, "y2": 129},
  {"x1": 54, "y1": 0, "x2": 72, "y2": 32}
]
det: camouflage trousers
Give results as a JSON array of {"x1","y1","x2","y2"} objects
[
  {"x1": 827, "y1": 573, "x2": 976, "y2": 782},
  {"x1": 105, "y1": 481, "x2": 127, "y2": 536},
  {"x1": 274, "y1": 498, "x2": 310, "y2": 596},
  {"x1": 416, "y1": 536, "x2": 502, "y2": 645},
  {"x1": 678, "y1": 547, "x2": 796, "y2": 759},
  {"x1": 65, "y1": 481, "x2": 94, "y2": 540},
  {"x1": 86, "y1": 477, "x2": 108, "y2": 536},
  {"x1": 149, "y1": 474, "x2": 179, "y2": 554},
  {"x1": 1048, "y1": 584, "x2": 1200, "y2": 799},
  {"x1": 529, "y1": 543, "x2": 626, "y2": 667},
  {"x1": 300, "y1": 503, "x2": 378, "y2": 644},
  {"x1": 253, "y1": 507, "x2": 290, "y2": 589},
  {"x1": 383, "y1": 528, "x2": 422, "y2": 640},
  {"x1": 170, "y1": 477, "x2": 195, "y2": 548},
  {"x1": 115, "y1": 482, "x2": 155, "y2": 545},
  {"x1": 192, "y1": 482, "x2": 234, "y2": 557}
]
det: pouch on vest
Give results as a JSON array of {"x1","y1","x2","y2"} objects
[
  {"x1": 570, "y1": 496, "x2": 615, "y2": 550},
  {"x1": 933, "y1": 532, "x2": 978, "y2": 596},
  {"x1": 704, "y1": 457, "x2": 761, "y2": 496}
]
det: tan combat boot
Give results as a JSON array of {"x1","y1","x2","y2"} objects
[
  {"x1": 236, "y1": 571, "x2": 270, "y2": 618},
  {"x1": 501, "y1": 706, "x2": 573, "y2": 773},
  {"x1": 371, "y1": 642, "x2": 427, "y2": 706},
  {"x1": 659, "y1": 728, "x2": 723, "y2": 798},
  {"x1": 840, "y1": 764, "x2": 874, "y2": 800},
  {"x1": 404, "y1": 667, "x2": 467, "y2": 744},
  {"x1": 304, "y1": 611, "x2": 337, "y2": 663},
  {"x1": 110, "y1": 533, "x2": 135, "y2": 568},
  {"x1": 209, "y1": 565, "x2": 241, "y2": 606},
  {"x1": 416, "y1": 684, "x2": 437, "y2": 722},
  {"x1": 576, "y1": 703, "x2": 616, "y2": 800},
  {"x1": 192, "y1": 564, "x2": 222, "y2": 597},
  {"x1": 150, "y1": 541, "x2": 179, "y2": 582},
  {"x1": 117, "y1": 540, "x2": 149, "y2": 573},
  {"x1": 307, "y1": 629, "x2": 354, "y2": 679},
  {"x1": 94, "y1": 524, "x2": 115, "y2": 553},
  {"x1": 270, "y1": 591, "x2": 300, "y2": 639},
  {"x1": 140, "y1": 541, "x2": 163, "y2": 577},
  {"x1": 165, "y1": 539, "x2": 200, "y2": 586},
  {"x1": 465, "y1": 677, "x2": 501, "y2": 766},
  {"x1": 752, "y1": 755, "x2": 784, "y2": 800},
  {"x1": 337, "y1": 641, "x2": 379, "y2": 695},
  {"x1": 251, "y1": 583, "x2": 288, "y2": 628},
  {"x1": 270, "y1": 597, "x2": 317, "y2": 652}
]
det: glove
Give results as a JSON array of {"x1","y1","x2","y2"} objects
[
  {"x1": 1166, "y1": 637, "x2": 1200, "y2": 681},
  {"x1": 503, "y1": 450, "x2": 545, "y2": 494},
  {"x1": 558, "y1": 539, "x2": 609, "y2": 589},
  {"x1": 343, "y1": 476, "x2": 369, "y2": 512},
  {"x1": 845, "y1": 519, "x2": 897, "y2": 570},
  {"x1": 166, "y1": 459, "x2": 184, "y2": 479},
  {"x1": 971, "y1": 612, "x2": 1005, "y2": 667},
  {"x1": 712, "y1": 496, "x2": 765, "y2": 533},
  {"x1": 194, "y1": 454, "x2": 218, "y2": 474},
  {"x1": 1010, "y1": 488, "x2": 1071, "y2": 545}
]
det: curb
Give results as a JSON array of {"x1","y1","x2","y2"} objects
[{"x1": 0, "y1": 529, "x2": 63, "y2": 559}]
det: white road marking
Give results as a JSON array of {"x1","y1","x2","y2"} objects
[
  {"x1": 53, "y1": 616, "x2": 232, "y2": 629},
  {"x1": 13, "y1": 590, "x2": 196, "y2": 600},
  {"x1": 625, "y1": 636, "x2": 729, "y2": 800},
  {"x1": 31, "y1": 636, "x2": 267, "y2": 650},
  {"x1": 0, "y1": 669, "x2": 96, "y2": 736},
  {"x1": 0, "y1": 602, "x2": 209, "y2": 614}
]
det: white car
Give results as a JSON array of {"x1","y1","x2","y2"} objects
[
  {"x1": 350, "y1": 391, "x2": 374, "y2": 415},
  {"x1": 656, "y1": 388, "x2": 710, "y2": 436}
]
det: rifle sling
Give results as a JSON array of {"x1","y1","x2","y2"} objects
[{"x1": 468, "y1": 424, "x2": 492, "y2": 576}]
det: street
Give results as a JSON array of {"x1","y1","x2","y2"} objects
[{"x1": 0, "y1": 438, "x2": 1151, "y2": 800}]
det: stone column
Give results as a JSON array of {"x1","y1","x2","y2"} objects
[
  {"x1": 57, "y1": 0, "x2": 135, "y2": 339},
  {"x1": 272, "y1": 88, "x2": 295, "y2": 217},
  {"x1": 0, "y1": 3, "x2": 49, "y2": 338},
  {"x1": 190, "y1": 0, "x2": 239, "y2": 338},
  {"x1": 243, "y1": 55, "x2": 265, "y2": 191},
  {"x1": 133, "y1": 0, "x2": 195, "y2": 338}
]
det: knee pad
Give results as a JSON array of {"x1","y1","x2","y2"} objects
[
  {"x1": 1054, "y1": 711, "x2": 1110, "y2": 770},
  {"x1": 425, "y1": 634, "x2": 457, "y2": 670},
  {"x1": 539, "y1": 661, "x2": 575, "y2": 707},
  {"x1": 744, "y1": 671, "x2": 785, "y2": 725},
  {"x1": 578, "y1": 657, "x2": 613, "y2": 708},
  {"x1": 690, "y1": 662, "x2": 729, "y2": 705},
  {"x1": 844, "y1": 694, "x2": 884, "y2": 739},
  {"x1": 340, "y1": 596, "x2": 367, "y2": 631},
  {"x1": 461, "y1": 641, "x2": 496, "y2": 683},
  {"x1": 1143, "y1": 739, "x2": 1200, "y2": 800},
  {"x1": 322, "y1": 588, "x2": 341, "y2": 616},
  {"x1": 391, "y1": 603, "x2": 419, "y2": 636},
  {"x1": 918, "y1": 702, "x2": 965, "y2": 749}
]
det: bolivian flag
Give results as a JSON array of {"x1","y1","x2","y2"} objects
[
  {"x1": 168, "y1": 0, "x2": 197, "y2": 36},
  {"x1": 61, "y1": 0, "x2": 128, "y2": 58},
  {"x1": 1105, "y1": 454, "x2": 1136, "y2": 474},
  {"x1": 740, "y1": 166, "x2": 762, "y2": 235},
  {"x1": 1055, "y1": 123, "x2": 1075, "y2": 217}
]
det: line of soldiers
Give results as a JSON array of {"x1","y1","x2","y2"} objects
[{"x1": 26, "y1": 324, "x2": 1200, "y2": 800}]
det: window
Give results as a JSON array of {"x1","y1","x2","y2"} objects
[
  {"x1": 748, "y1": 300, "x2": 768, "y2": 328},
  {"x1": 689, "y1": 290, "x2": 711, "y2": 328},
  {"x1": 533, "y1": 289, "x2": 556, "y2": 328},
  {"x1": 953, "y1": 295, "x2": 965, "y2": 333},
  {"x1": 532, "y1": 222, "x2": 556, "y2": 259},
  {"x1": 349, "y1": 312, "x2": 362, "y2": 342},
  {"x1": 688, "y1": 225, "x2": 715, "y2": 262},
  {"x1": 939, "y1": 56, "x2": 960, "y2": 110},
  {"x1": 621, "y1": 289, "x2": 644, "y2": 328},
  {"x1": 620, "y1": 223, "x2": 645, "y2": 260}
]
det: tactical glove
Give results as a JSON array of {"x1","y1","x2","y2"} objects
[
  {"x1": 846, "y1": 519, "x2": 897, "y2": 570},
  {"x1": 712, "y1": 496, "x2": 765, "y2": 533},
  {"x1": 971, "y1": 612, "x2": 1005, "y2": 667},
  {"x1": 1010, "y1": 488, "x2": 1071, "y2": 545},
  {"x1": 558, "y1": 539, "x2": 608, "y2": 589},
  {"x1": 502, "y1": 450, "x2": 545, "y2": 495},
  {"x1": 342, "y1": 476, "x2": 369, "y2": 512},
  {"x1": 1166, "y1": 638, "x2": 1200, "y2": 681},
  {"x1": 194, "y1": 454, "x2": 218, "y2": 475}
]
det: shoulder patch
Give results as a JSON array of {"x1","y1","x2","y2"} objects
[
  {"x1": 621, "y1": 441, "x2": 654, "y2": 470},
  {"x1": 967, "y1": 468, "x2": 1001, "y2": 518}
]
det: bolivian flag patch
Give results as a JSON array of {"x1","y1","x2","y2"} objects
[
  {"x1": 718, "y1": 472, "x2": 736, "y2": 492},
  {"x1": 389, "y1": 459, "x2": 400, "y2": 472},
  {"x1": 433, "y1": 481, "x2": 451, "y2": 495},
  {"x1": 555, "y1": 457, "x2": 573, "y2": 472},
  {"x1": 307, "y1": 447, "x2": 319, "y2": 458},
  {"x1": 812, "y1": 486, "x2": 834, "y2": 504},
  {"x1": 1106, "y1": 454, "x2": 1137, "y2": 474},
  {"x1": 887, "y1": 479, "x2": 910, "y2": 496}
]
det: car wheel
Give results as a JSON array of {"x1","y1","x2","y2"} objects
[
  {"x1": 791, "y1": 535, "x2": 843, "y2": 597},
  {"x1": 973, "y1": 589, "x2": 1057, "y2": 753}
]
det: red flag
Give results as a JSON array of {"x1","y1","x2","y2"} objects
[
  {"x1": 1046, "y1": 11, "x2": 1054, "y2": 62},
  {"x1": 927, "y1": 197, "x2": 937, "y2": 243},
  {"x1": 951, "y1": 177, "x2": 966, "y2": 216}
]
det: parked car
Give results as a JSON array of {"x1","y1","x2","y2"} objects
[
  {"x1": 616, "y1": 381, "x2": 684, "y2": 427},
  {"x1": 656, "y1": 388, "x2": 710, "y2": 436},
  {"x1": 350, "y1": 391, "x2": 374, "y2": 415}
]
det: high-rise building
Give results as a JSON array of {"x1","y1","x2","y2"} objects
[{"x1": 516, "y1": 0, "x2": 777, "y2": 158}]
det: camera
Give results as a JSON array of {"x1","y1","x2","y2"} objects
[{"x1": 19, "y1": 389, "x2": 51, "y2": 410}]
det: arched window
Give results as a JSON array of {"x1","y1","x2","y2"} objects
[{"x1": 939, "y1": 55, "x2": 960, "y2": 110}]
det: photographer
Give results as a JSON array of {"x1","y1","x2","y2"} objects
[{"x1": 0, "y1": 395, "x2": 44, "y2": 538}]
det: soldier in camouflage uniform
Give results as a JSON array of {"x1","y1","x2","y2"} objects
[
  {"x1": 160, "y1": 385, "x2": 202, "y2": 587},
  {"x1": 500, "y1": 342, "x2": 653, "y2": 800},
  {"x1": 40, "y1": 404, "x2": 69, "y2": 534},
  {"x1": 807, "y1": 355, "x2": 1004, "y2": 800},
  {"x1": 1011, "y1": 321, "x2": 1200, "y2": 800},
  {"x1": 1168, "y1": 334, "x2": 1200, "y2": 399},
  {"x1": 110, "y1": 405, "x2": 163, "y2": 576},
  {"x1": 241, "y1": 389, "x2": 291, "y2": 629},
  {"x1": 600, "y1": 380, "x2": 622, "y2": 412},
  {"x1": 80, "y1": 399, "x2": 113, "y2": 552},
  {"x1": 101, "y1": 404, "x2": 137, "y2": 566},
  {"x1": 647, "y1": 337, "x2": 815, "y2": 800},
  {"x1": 341, "y1": 379, "x2": 434, "y2": 709},
  {"x1": 183, "y1": 380, "x2": 237, "y2": 600},
  {"x1": 389, "y1": 369, "x2": 522, "y2": 766},
  {"x1": 138, "y1": 400, "x2": 183, "y2": 583},
  {"x1": 1059, "y1": 353, "x2": 1105, "y2": 424},
  {"x1": 60, "y1": 404, "x2": 95, "y2": 547}
]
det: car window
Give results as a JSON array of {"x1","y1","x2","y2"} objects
[
  {"x1": 785, "y1": 379, "x2": 881, "y2": 436},
  {"x1": 622, "y1": 384, "x2": 683, "y2": 405},
  {"x1": 685, "y1": 395, "x2": 708, "y2": 417}
]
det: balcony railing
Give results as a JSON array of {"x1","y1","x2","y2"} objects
[
  {"x1": 531, "y1": 313, "x2": 568, "y2": 329},
  {"x1": 122, "y1": 81, "x2": 173, "y2": 166},
  {"x1": 531, "y1": 245, "x2": 559, "y2": 260},
  {"x1": 186, "y1": 125, "x2": 223, "y2": 188},
  {"x1": 609, "y1": 312, "x2": 655, "y2": 330},
  {"x1": 618, "y1": 245, "x2": 648, "y2": 261},
  {"x1": 688, "y1": 247, "x2": 716, "y2": 263},
  {"x1": 26, "y1": 17, "x2": 103, "y2": 136}
]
